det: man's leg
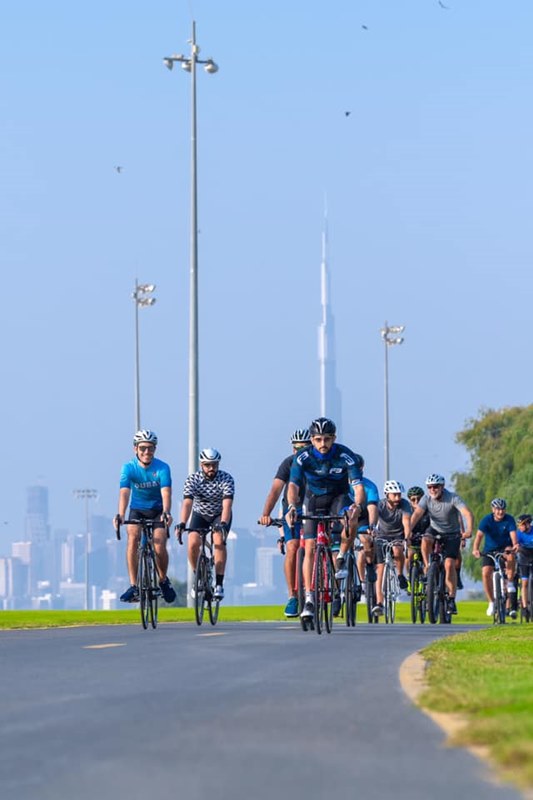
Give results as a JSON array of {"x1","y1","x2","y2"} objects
[
  {"x1": 284, "y1": 538, "x2": 298, "y2": 597},
  {"x1": 481, "y1": 565, "x2": 494, "y2": 603},
  {"x1": 188, "y1": 531, "x2": 201, "y2": 572},
  {"x1": 213, "y1": 530, "x2": 227, "y2": 579},
  {"x1": 444, "y1": 557, "x2": 457, "y2": 597},
  {"x1": 421, "y1": 535, "x2": 434, "y2": 571},
  {"x1": 153, "y1": 527, "x2": 169, "y2": 580},
  {"x1": 126, "y1": 525, "x2": 141, "y2": 585}
]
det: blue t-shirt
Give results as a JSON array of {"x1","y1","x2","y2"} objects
[
  {"x1": 517, "y1": 528, "x2": 533, "y2": 550},
  {"x1": 119, "y1": 457, "x2": 172, "y2": 511},
  {"x1": 347, "y1": 477, "x2": 379, "y2": 530},
  {"x1": 289, "y1": 443, "x2": 363, "y2": 498},
  {"x1": 478, "y1": 512, "x2": 516, "y2": 553}
]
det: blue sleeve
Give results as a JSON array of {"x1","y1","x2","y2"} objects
[
  {"x1": 289, "y1": 457, "x2": 304, "y2": 487},
  {"x1": 366, "y1": 482, "x2": 379, "y2": 504},
  {"x1": 119, "y1": 462, "x2": 132, "y2": 489},
  {"x1": 159, "y1": 464, "x2": 172, "y2": 488},
  {"x1": 478, "y1": 515, "x2": 490, "y2": 534}
]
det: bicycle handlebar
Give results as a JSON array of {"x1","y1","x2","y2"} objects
[{"x1": 115, "y1": 517, "x2": 170, "y2": 541}]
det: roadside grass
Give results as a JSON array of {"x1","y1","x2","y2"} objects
[
  {"x1": 0, "y1": 600, "x2": 500, "y2": 629},
  {"x1": 419, "y1": 626, "x2": 533, "y2": 789}
]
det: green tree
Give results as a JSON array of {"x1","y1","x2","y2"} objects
[{"x1": 452, "y1": 405, "x2": 533, "y2": 580}]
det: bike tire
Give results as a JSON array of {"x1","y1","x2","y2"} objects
[
  {"x1": 494, "y1": 572, "x2": 506, "y2": 625},
  {"x1": 194, "y1": 553, "x2": 207, "y2": 626},
  {"x1": 527, "y1": 566, "x2": 533, "y2": 623},
  {"x1": 419, "y1": 566, "x2": 427, "y2": 625},
  {"x1": 345, "y1": 555, "x2": 356, "y2": 627},
  {"x1": 296, "y1": 546, "x2": 306, "y2": 617},
  {"x1": 314, "y1": 547, "x2": 324, "y2": 635},
  {"x1": 427, "y1": 562, "x2": 440, "y2": 624},
  {"x1": 146, "y1": 550, "x2": 159, "y2": 629},
  {"x1": 439, "y1": 569, "x2": 452, "y2": 624},
  {"x1": 138, "y1": 552, "x2": 149, "y2": 630},
  {"x1": 324, "y1": 552, "x2": 334, "y2": 634},
  {"x1": 409, "y1": 563, "x2": 418, "y2": 624},
  {"x1": 385, "y1": 566, "x2": 396, "y2": 624},
  {"x1": 208, "y1": 564, "x2": 220, "y2": 626}
]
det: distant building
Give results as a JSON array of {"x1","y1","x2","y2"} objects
[{"x1": 317, "y1": 212, "x2": 342, "y2": 434}]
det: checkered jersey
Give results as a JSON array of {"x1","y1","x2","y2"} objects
[{"x1": 182, "y1": 470, "x2": 235, "y2": 517}]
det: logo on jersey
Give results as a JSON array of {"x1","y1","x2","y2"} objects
[
  {"x1": 340, "y1": 453, "x2": 355, "y2": 466},
  {"x1": 329, "y1": 468, "x2": 343, "y2": 474},
  {"x1": 297, "y1": 451, "x2": 310, "y2": 464}
]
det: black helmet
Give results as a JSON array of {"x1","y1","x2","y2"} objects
[
  {"x1": 309, "y1": 417, "x2": 336, "y2": 436},
  {"x1": 407, "y1": 486, "x2": 424, "y2": 499},
  {"x1": 517, "y1": 514, "x2": 532, "y2": 525}
]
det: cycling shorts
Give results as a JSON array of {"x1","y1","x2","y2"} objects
[
  {"x1": 481, "y1": 550, "x2": 512, "y2": 569},
  {"x1": 518, "y1": 548, "x2": 533, "y2": 576},
  {"x1": 189, "y1": 511, "x2": 232, "y2": 538},
  {"x1": 425, "y1": 528, "x2": 461, "y2": 560},
  {"x1": 282, "y1": 518, "x2": 303, "y2": 541},
  {"x1": 375, "y1": 535, "x2": 404, "y2": 565},
  {"x1": 302, "y1": 493, "x2": 351, "y2": 541},
  {"x1": 129, "y1": 507, "x2": 165, "y2": 529}
]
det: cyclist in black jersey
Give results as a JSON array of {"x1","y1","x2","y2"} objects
[{"x1": 285, "y1": 417, "x2": 365, "y2": 620}]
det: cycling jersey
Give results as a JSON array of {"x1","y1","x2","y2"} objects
[
  {"x1": 119, "y1": 457, "x2": 172, "y2": 511},
  {"x1": 275, "y1": 454, "x2": 304, "y2": 510},
  {"x1": 478, "y1": 512, "x2": 516, "y2": 553},
  {"x1": 183, "y1": 470, "x2": 235, "y2": 517},
  {"x1": 418, "y1": 489, "x2": 466, "y2": 534},
  {"x1": 289, "y1": 443, "x2": 363, "y2": 499},
  {"x1": 517, "y1": 528, "x2": 533, "y2": 550},
  {"x1": 377, "y1": 498, "x2": 411, "y2": 537},
  {"x1": 347, "y1": 476, "x2": 379, "y2": 530}
]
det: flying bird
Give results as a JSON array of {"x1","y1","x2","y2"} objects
[
  {"x1": 114, "y1": 166, "x2": 124, "y2": 173},
  {"x1": 438, "y1": 1, "x2": 450, "y2": 8},
  {"x1": 361, "y1": 24, "x2": 368, "y2": 30},
  {"x1": 345, "y1": 111, "x2": 351, "y2": 117}
]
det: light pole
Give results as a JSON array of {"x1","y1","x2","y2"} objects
[
  {"x1": 73, "y1": 489, "x2": 98, "y2": 610},
  {"x1": 164, "y1": 21, "x2": 218, "y2": 475},
  {"x1": 380, "y1": 322, "x2": 405, "y2": 482},
  {"x1": 132, "y1": 280, "x2": 156, "y2": 431}
]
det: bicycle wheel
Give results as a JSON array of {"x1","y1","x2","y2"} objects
[
  {"x1": 365, "y1": 567, "x2": 378, "y2": 623},
  {"x1": 384, "y1": 566, "x2": 396, "y2": 624},
  {"x1": 409, "y1": 563, "x2": 418, "y2": 624},
  {"x1": 324, "y1": 552, "x2": 334, "y2": 634},
  {"x1": 345, "y1": 555, "x2": 356, "y2": 627},
  {"x1": 527, "y1": 567, "x2": 533, "y2": 623},
  {"x1": 439, "y1": 571, "x2": 451, "y2": 624},
  {"x1": 194, "y1": 553, "x2": 208, "y2": 626},
  {"x1": 427, "y1": 562, "x2": 440, "y2": 624},
  {"x1": 296, "y1": 546, "x2": 306, "y2": 616},
  {"x1": 137, "y1": 551, "x2": 149, "y2": 630},
  {"x1": 208, "y1": 563, "x2": 220, "y2": 626},
  {"x1": 419, "y1": 565, "x2": 427, "y2": 624},
  {"x1": 146, "y1": 549, "x2": 159, "y2": 629},
  {"x1": 313, "y1": 547, "x2": 324, "y2": 635},
  {"x1": 494, "y1": 572, "x2": 506, "y2": 625}
]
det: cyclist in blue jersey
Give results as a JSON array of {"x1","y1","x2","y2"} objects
[
  {"x1": 516, "y1": 514, "x2": 533, "y2": 620},
  {"x1": 472, "y1": 498, "x2": 518, "y2": 618},
  {"x1": 285, "y1": 417, "x2": 365, "y2": 620},
  {"x1": 259, "y1": 428, "x2": 311, "y2": 617},
  {"x1": 333, "y1": 461, "x2": 379, "y2": 587},
  {"x1": 114, "y1": 430, "x2": 176, "y2": 604}
]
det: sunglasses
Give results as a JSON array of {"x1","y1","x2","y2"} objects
[
  {"x1": 427, "y1": 485, "x2": 441, "y2": 490},
  {"x1": 137, "y1": 446, "x2": 155, "y2": 453}
]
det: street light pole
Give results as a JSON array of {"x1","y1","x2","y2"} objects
[
  {"x1": 164, "y1": 21, "x2": 218, "y2": 474},
  {"x1": 380, "y1": 322, "x2": 405, "y2": 482},
  {"x1": 132, "y1": 280, "x2": 156, "y2": 431},
  {"x1": 73, "y1": 489, "x2": 98, "y2": 610}
]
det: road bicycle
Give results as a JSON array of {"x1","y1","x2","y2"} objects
[
  {"x1": 261, "y1": 518, "x2": 308, "y2": 625},
  {"x1": 484, "y1": 551, "x2": 511, "y2": 625},
  {"x1": 338, "y1": 541, "x2": 363, "y2": 626},
  {"x1": 426, "y1": 534, "x2": 460, "y2": 624},
  {"x1": 362, "y1": 559, "x2": 379, "y2": 624},
  {"x1": 116, "y1": 516, "x2": 168, "y2": 630},
  {"x1": 518, "y1": 557, "x2": 533, "y2": 623},
  {"x1": 374, "y1": 537, "x2": 403, "y2": 624},
  {"x1": 408, "y1": 545, "x2": 427, "y2": 624},
  {"x1": 300, "y1": 513, "x2": 347, "y2": 635},
  {"x1": 179, "y1": 525, "x2": 222, "y2": 626}
]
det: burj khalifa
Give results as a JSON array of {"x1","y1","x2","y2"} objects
[{"x1": 317, "y1": 214, "x2": 342, "y2": 435}]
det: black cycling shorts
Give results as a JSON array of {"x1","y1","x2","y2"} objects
[
  {"x1": 189, "y1": 511, "x2": 232, "y2": 538},
  {"x1": 129, "y1": 507, "x2": 165, "y2": 529},
  {"x1": 425, "y1": 528, "x2": 461, "y2": 560},
  {"x1": 303, "y1": 493, "x2": 351, "y2": 541}
]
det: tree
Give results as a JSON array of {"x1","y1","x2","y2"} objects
[{"x1": 452, "y1": 404, "x2": 533, "y2": 580}]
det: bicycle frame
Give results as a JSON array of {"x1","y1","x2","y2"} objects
[
  {"x1": 183, "y1": 527, "x2": 220, "y2": 626},
  {"x1": 374, "y1": 537, "x2": 403, "y2": 624},
  {"x1": 118, "y1": 518, "x2": 162, "y2": 630},
  {"x1": 300, "y1": 513, "x2": 346, "y2": 635},
  {"x1": 485, "y1": 551, "x2": 510, "y2": 625},
  {"x1": 426, "y1": 535, "x2": 455, "y2": 625}
]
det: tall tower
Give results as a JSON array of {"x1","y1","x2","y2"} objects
[{"x1": 317, "y1": 210, "x2": 342, "y2": 434}]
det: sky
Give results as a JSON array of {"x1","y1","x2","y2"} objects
[{"x1": 1, "y1": 0, "x2": 532, "y2": 550}]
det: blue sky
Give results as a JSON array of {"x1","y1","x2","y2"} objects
[{"x1": 1, "y1": 0, "x2": 532, "y2": 549}]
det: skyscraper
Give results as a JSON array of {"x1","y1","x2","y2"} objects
[{"x1": 317, "y1": 211, "x2": 342, "y2": 433}]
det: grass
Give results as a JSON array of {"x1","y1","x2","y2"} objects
[
  {"x1": 419, "y1": 625, "x2": 533, "y2": 790},
  {"x1": 0, "y1": 600, "x2": 509, "y2": 629}
]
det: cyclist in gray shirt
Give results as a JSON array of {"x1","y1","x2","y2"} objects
[{"x1": 410, "y1": 473, "x2": 473, "y2": 615}]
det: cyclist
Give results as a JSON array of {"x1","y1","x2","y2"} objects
[
  {"x1": 370, "y1": 481, "x2": 410, "y2": 616},
  {"x1": 114, "y1": 430, "x2": 176, "y2": 604},
  {"x1": 472, "y1": 498, "x2": 518, "y2": 618},
  {"x1": 410, "y1": 474, "x2": 473, "y2": 616},
  {"x1": 516, "y1": 514, "x2": 533, "y2": 620},
  {"x1": 259, "y1": 428, "x2": 311, "y2": 617},
  {"x1": 176, "y1": 448, "x2": 234, "y2": 601},
  {"x1": 405, "y1": 486, "x2": 429, "y2": 578},
  {"x1": 285, "y1": 417, "x2": 365, "y2": 620}
]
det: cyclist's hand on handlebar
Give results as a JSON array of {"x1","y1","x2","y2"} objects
[
  {"x1": 113, "y1": 514, "x2": 123, "y2": 531},
  {"x1": 175, "y1": 522, "x2": 186, "y2": 544},
  {"x1": 216, "y1": 522, "x2": 229, "y2": 537},
  {"x1": 161, "y1": 511, "x2": 173, "y2": 528},
  {"x1": 259, "y1": 514, "x2": 273, "y2": 526}
]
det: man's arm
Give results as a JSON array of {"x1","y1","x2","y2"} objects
[
  {"x1": 402, "y1": 512, "x2": 411, "y2": 542},
  {"x1": 368, "y1": 503, "x2": 378, "y2": 528},
  {"x1": 260, "y1": 478, "x2": 285, "y2": 525},
  {"x1": 410, "y1": 506, "x2": 424, "y2": 530},
  {"x1": 459, "y1": 505, "x2": 474, "y2": 538},
  {"x1": 286, "y1": 481, "x2": 301, "y2": 508},
  {"x1": 221, "y1": 497, "x2": 233, "y2": 527},
  {"x1": 472, "y1": 528, "x2": 484, "y2": 558},
  {"x1": 115, "y1": 487, "x2": 130, "y2": 527}
]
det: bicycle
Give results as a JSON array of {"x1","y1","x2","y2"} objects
[
  {"x1": 178, "y1": 525, "x2": 222, "y2": 626},
  {"x1": 260, "y1": 518, "x2": 307, "y2": 623},
  {"x1": 484, "y1": 551, "x2": 510, "y2": 625},
  {"x1": 408, "y1": 544, "x2": 427, "y2": 624},
  {"x1": 518, "y1": 558, "x2": 533, "y2": 623},
  {"x1": 426, "y1": 533, "x2": 460, "y2": 624},
  {"x1": 374, "y1": 537, "x2": 403, "y2": 624},
  {"x1": 300, "y1": 513, "x2": 346, "y2": 635},
  {"x1": 339, "y1": 541, "x2": 363, "y2": 627},
  {"x1": 116, "y1": 516, "x2": 168, "y2": 630}
]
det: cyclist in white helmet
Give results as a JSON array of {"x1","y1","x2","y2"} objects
[
  {"x1": 410, "y1": 474, "x2": 474, "y2": 616},
  {"x1": 176, "y1": 448, "x2": 235, "y2": 601},
  {"x1": 259, "y1": 428, "x2": 311, "y2": 617},
  {"x1": 114, "y1": 430, "x2": 176, "y2": 604},
  {"x1": 370, "y1": 480, "x2": 411, "y2": 616}
]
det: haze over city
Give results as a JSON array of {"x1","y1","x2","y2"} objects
[{"x1": 1, "y1": 0, "x2": 532, "y2": 554}]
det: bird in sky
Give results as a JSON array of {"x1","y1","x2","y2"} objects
[
  {"x1": 345, "y1": 111, "x2": 351, "y2": 117},
  {"x1": 361, "y1": 24, "x2": 368, "y2": 30},
  {"x1": 438, "y1": 1, "x2": 450, "y2": 9},
  {"x1": 114, "y1": 166, "x2": 124, "y2": 173}
]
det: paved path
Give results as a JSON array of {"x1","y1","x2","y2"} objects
[{"x1": 0, "y1": 622, "x2": 522, "y2": 800}]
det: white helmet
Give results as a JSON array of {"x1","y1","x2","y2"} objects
[
  {"x1": 383, "y1": 480, "x2": 404, "y2": 495},
  {"x1": 199, "y1": 448, "x2": 221, "y2": 463},
  {"x1": 425, "y1": 474, "x2": 445, "y2": 486},
  {"x1": 133, "y1": 429, "x2": 158, "y2": 446}
]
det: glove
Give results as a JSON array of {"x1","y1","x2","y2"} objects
[{"x1": 175, "y1": 522, "x2": 186, "y2": 544}]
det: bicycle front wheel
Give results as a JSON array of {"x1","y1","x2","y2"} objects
[
  {"x1": 146, "y1": 550, "x2": 159, "y2": 629},
  {"x1": 365, "y1": 567, "x2": 378, "y2": 624},
  {"x1": 345, "y1": 555, "x2": 356, "y2": 627},
  {"x1": 427, "y1": 562, "x2": 440, "y2": 624},
  {"x1": 409, "y1": 563, "x2": 418, "y2": 624},
  {"x1": 383, "y1": 566, "x2": 396, "y2": 624},
  {"x1": 138, "y1": 552, "x2": 149, "y2": 630},
  {"x1": 494, "y1": 572, "x2": 506, "y2": 625},
  {"x1": 194, "y1": 553, "x2": 208, "y2": 626},
  {"x1": 208, "y1": 565, "x2": 220, "y2": 626}
]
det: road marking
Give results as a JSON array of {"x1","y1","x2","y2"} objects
[
  {"x1": 197, "y1": 632, "x2": 226, "y2": 637},
  {"x1": 83, "y1": 643, "x2": 126, "y2": 649}
]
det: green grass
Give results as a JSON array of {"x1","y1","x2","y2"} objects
[
  {"x1": 419, "y1": 626, "x2": 533, "y2": 789},
  {"x1": 0, "y1": 600, "x2": 504, "y2": 629}
]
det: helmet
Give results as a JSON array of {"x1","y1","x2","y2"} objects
[
  {"x1": 407, "y1": 486, "x2": 424, "y2": 499},
  {"x1": 490, "y1": 497, "x2": 507, "y2": 510},
  {"x1": 309, "y1": 417, "x2": 336, "y2": 436},
  {"x1": 199, "y1": 448, "x2": 221, "y2": 463},
  {"x1": 291, "y1": 428, "x2": 311, "y2": 444},
  {"x1": 133, "y1": 429, "x2": 158, "y2": 446},
  {"x1": 383, "y1": 480, "x2": 405, "y2": 495},
  {"x1": 517, "y1": 514, "x2": 532, "y2": 525},
  {"x1": 425, "y1": 474, "x2": 445, "y2": 486}
]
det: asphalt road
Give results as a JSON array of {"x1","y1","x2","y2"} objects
[{"x1": 0, "y1": 621, "x2": 522, "y2": 800}]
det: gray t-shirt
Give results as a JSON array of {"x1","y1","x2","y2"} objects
[
  {"x1": 377, "y1": 498, "x2": 411, "y2": 537},
  {"x1": 418, "y1": 488, "x2": 465, "y2": 534}
]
